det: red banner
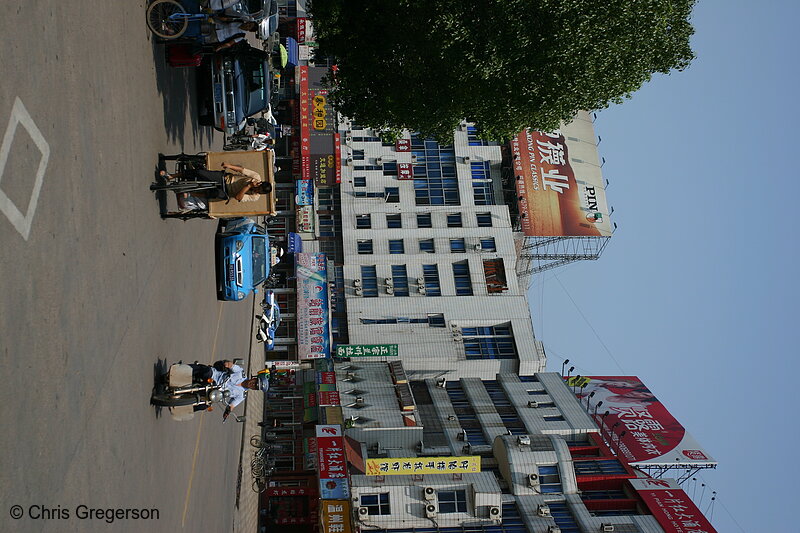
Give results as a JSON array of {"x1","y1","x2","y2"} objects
[{"x1": 630, "y1": 478, "x2": 717, "y2": 533}]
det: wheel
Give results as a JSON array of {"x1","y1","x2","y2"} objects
[
  {"x1": 252, "y1": 479, "x2": 266, "y2": 493},
  {"x1": 250, "y1": 435, "x2": 264, "y2": 448},
  {"x1": 147, "y1": 0, "x2": 189, "y2": 40},
  {"x1": 151, "y1": 393, "x2": 197, "y2": 407}
]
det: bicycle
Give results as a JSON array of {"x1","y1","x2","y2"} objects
[{"x1": 146, "y1": 0, "x2": 211, "y2": 40}]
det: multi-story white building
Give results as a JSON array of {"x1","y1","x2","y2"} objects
[{"x1": 337, "y1": 124, "x2": 545, "y2": 379}]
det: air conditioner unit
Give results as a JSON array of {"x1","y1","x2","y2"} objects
[
  {"x1": 527, "y1": 400, "x2": 539, "y2": 408},
  {"x1": 462, "y1": 443, "x2": 471, "y2": 454},
  {"x1": 537, "y1": 504, "x2": 551, "y2": 517},
  {"x1": 601, "y1": 525, "x2": 615, "y2": 532},
  {"x1": 386, "y1": 286, "x2": 394, "y2": 295},
  {"x1": 345, "y1": 136, "x2": 353, "y2": 144},
  {"x1": 347, "y1": 157, "x2": 354, "y2": 165},
  {"x1": 436, "y1": 377, "x2": 447, "y2": 388},
  {"x1": 418, "y1": 286, "x2": 427, "y2": 295},
  {"x1": 548, "y1": 527, "x2": 562, "y2": 533},
  {"x1": 452, "y1": 333, "x2": 462, "y2": 342},
  {"x1": 355, "y1": 397, "x2": 365, "y2": 406},
  {"x1": 354, "y1": 279, "x2": 362, "y2": 287},
  {"x1": 527, "y1": 473, "x2": 539, "y2": 487},
  {"x1": 423, "y1": 486, "x2": 437, "y2": 501},
  {"x1": 384, "y1": 277, "x2": 393, "y2": 286},
  {"x1": 473, "y1": 243, "x2": 482, "y2": 251},
  {"x1": 488, "y1": 506, "x2": 501, "y2": 518},
  {"x1": 517, "y1": 435, "x2": 531, "y2": 446},
  {"x1": 357, "y1": 506, "x2": 370, "y2": 519},
  {"x1": 416, "y1": 442, "x2": 425, "y2": 453},
  {"x1": 354, "y1": 287, "x2": 364, "y2": 296},
  {"x1": 377, "y1": 157, "x2": 384, "y2": 164},
  {"x1": 416, "y1": 277, "x2": 425, "y2": 285},
  {"x1": 463, "y1": 156, "x2": 471, "y2": 164},
  {"x1": 424, "y1": 504, "x2": 438, "y2": 519},
  {"x1": 411, "y1": 154, "x2": 418, "y2": 162},
  {"x1": 456, "y1": 429, "x2": 467, "y2": 441}
]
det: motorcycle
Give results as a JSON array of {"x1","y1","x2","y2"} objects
[{"x1": 152, "y1": 361, "x2": 247, "y2": 422}]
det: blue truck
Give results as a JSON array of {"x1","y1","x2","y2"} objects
[{"x1": 215, "y1": 217, "x2": 270, "y2": 301}]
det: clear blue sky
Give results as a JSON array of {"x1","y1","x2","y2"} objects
[{"x1": 530, "y1": 1, "x2": 799, "y2": 531}]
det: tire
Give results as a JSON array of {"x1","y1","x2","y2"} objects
[
  {"x1": 252, "y1": 479, "x2": 266, "y2": 493},
  {"x1": 147, "y1": 0, "x2": 189, "y2": 40},
  {"x1": 151, "y1": 393, "x2": 197, "y2": 407},
  {"x1": 250, "y1": 436, "x2": 264, "y2": 448}
]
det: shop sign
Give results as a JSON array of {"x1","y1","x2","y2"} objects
[
  {"x1": 316, "y1": 425, "x2": 350, "y2": 499},
  {"x1": 395, "y1": 139, "x2": 411, "y2": 152},
  {"x1": 397, "y1": 163, "x2": 412, "y2": 180},
  {"x1": 320, "y1": 500, "x2": 353, "y2": 533},
  {"x1": 296, "y1": 179, "x2": 314, "y2": 205},
  {"x1": 296, "y1": 253, "x2": 330, "y2": 359},
  {"x1": 336, "y1": 344, "x2": 399, "y2": 358},
  {"x1": 366, "y1": 456, "x2": 480, "y2": 475},
  {"x1": 317, "y1": 391, "x2": 340, "y2": 406},
  {"x1": 296, "y1": 205, "x2": 315, "y2": 233}
]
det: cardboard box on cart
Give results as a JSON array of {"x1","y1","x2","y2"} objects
[{"x1": 206, "y1": 150, "x2": 277, "y2": 218}]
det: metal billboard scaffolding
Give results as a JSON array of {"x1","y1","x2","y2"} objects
[{"x1": 516, "y1": 235, "x2": 611, "y2": 282}]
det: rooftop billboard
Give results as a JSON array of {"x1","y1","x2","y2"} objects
[
  {"x1": 578, "y1": 376, "x2": 716, "y2": 467},
  {"x1": 629, "y1": 478, "x2": 717, "y2": 533},
  {"x1": 511, "y1": 114, "x2": 612, "y2": 237}
]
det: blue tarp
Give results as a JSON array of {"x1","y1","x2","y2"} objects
[{"x1": 285, "y1": 36, "x2": 300, "y2": 67}]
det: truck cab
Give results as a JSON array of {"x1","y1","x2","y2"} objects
[{"x1": 215, "y1": 217, "x2": 269, "y2": 301}]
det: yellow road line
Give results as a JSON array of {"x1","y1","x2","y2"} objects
[{"x1": 181, "y1": 303, "x2": 225, "y2": 528}]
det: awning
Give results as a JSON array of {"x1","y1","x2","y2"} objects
[
  {"x1": 344, "y1": 436, "x2": 365, "y2": 475},
  {"x1": 285, "y1": 37, "x2": 300, "y2": 67},
  {"x1": 275, "y1": 44, "x2": 289, "y2": 69}
]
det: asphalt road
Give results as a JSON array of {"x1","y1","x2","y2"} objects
[{"x1": 0, "y1": 2, "x2": 256, "y2": 531}]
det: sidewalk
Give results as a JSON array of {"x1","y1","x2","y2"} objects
[{"x1": 232, "y1": 303, "x2": 265, "y2": 533}]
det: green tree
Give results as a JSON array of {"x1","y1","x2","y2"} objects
[{"x1": 312, "y1": 0, "x2": 696, "y2": 141}]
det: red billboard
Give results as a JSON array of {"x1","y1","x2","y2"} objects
[
  {"x1": 577, "y1": 377, "x2": 715, "y2": 467},
  {"x1": 630, "y1": 478, "x2": 717, "y2": 533},
  {"x1": 298, "y1": 67, "x2": 339, "y2": 186},
  {"x1": 511, "y1": 120, "x2": 612, "y2": 237}
]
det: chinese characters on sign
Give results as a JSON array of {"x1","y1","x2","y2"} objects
[
  {"x1": 397, "y1": 163, "x2": 413, "y2": 180},
  {"x1": 365, "y1": 456, "x2": 480, "y2": 476},
  {"x1": 629, "y1": 478, "x2": 717, "y2": 533},
  {"x1": 296, "y1": 253, "x2": 330, "y2": 359},
  {"x1": 320, "y1": 500, "x2": 353, "y2": 533},
  {"x1": 316, "y1": 425, "x2": 350, "y2": 499},
  {"x1": 298, "y1": 67, "x2": 340, "y2": 186},
  {"x1": 335, "y1": 344, "x2": 399, "y2": 358}
]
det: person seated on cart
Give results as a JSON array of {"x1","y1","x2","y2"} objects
[{"x1": 160, "y1": 162, "x2": 271, "y2": 211}]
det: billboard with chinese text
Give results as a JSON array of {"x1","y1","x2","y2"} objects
[
  {"x1": 316, "y1": 425, "x2": 350, "y2": 499},
  {"x1": 578, "y1": 377, "x2": 716, "y2": 467},
  {"x1": 320, "y1": 500, "x2": 353, "y2": 533},
  {"x1": 296, "y1": 253, "x2": 330, "y2": 359},
  {"x1": 511, "y1": 117, "x2": 612, "y2": 237},
  {"x1": 366, "y1": 456, "x2": 480, "y2": 476},
  {"x1": 335, "y1": 344, "x2": 399, "y2": 358},
  {"x1": 298, "y1": 67, "x2": 339, "y2": 186},
  {"x1": 629, "y1": 478, "x2": 717, "y2": 533}
]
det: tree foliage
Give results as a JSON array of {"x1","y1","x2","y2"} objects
[{"x1": 312, "y1": 0, "x2": 696, "y2": 141}]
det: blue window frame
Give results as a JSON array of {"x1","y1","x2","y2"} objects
[
  {"x1": 354, "y1": 165, "x2": 382, "y2": 171},
  {"x1": 360, "y1": 493, "x2": 390, "y2": 515},
  {"x1": 422, "y1": 264, "x2": 441, "y2": 296},
  {"x1": 573, "y1": 459, "x2": 627, "y2": 475},
  {"x1": 447, "y1": 213, "x2": 462, "y2": 227},
  {"x1": 419, "y1": 239, "x2": 435, "y2": 254},
  {"x1": 480, "y1": 237, "x2": 496, "y2": 252},
  {"x1": 389, "y1": 239, "x2": 405, "y2": 254},
  {"x1": 466, "y1": 125, "x2": 489, "y2": 146},
  {"x1": 450, "y1": 238, "x2": 466, "y2": 253},
  {"x1": 411, "y1": 135, "x2": 460, "y2": 206},
  {"x1": 476, "y1": 212, "x2": 493, "y2": 227},
  {"x1": 538, "y1": 465, "x2": 563, "y2": 494},
  {"x1": 360, "y1": 265, "x2": 379, "y2": 297},
  {"x1": 437, "y1": 490, "x2": 467, "y2": 513},
  {"x1": 452, "y1": 261, "x2": 473, "y2": 295},
  {"x1": 417, "y1": 213, "x2": 432, "y2": 228},
  {"x1": 352, "y1": 149, "x2": 365, "y2": 160},
  {"x1": 357, "y1": 239, "x2": 373, "y2": 254},
  {"x1": 462, "y1": 323, "x2": 516, "y2": 359},
  {"x1": 548, "y1": 502, "x2": 579, "y2": 532},
  {"x1": 471, "y1": 161, "x2": 495, "y2": 205},
  {"x1": 382, "y1": 161, "x2": 398, "y2": 176},
  {"x1": 356, "y1": 214, "x2": 371, "y2": 229},
  {"x1": 386, "y1": 213, "x2": 402, "y2": 228},
  {"x1": 385, "y1": 187, "x2": 400, "y2": 203},
  {"x1": 445, "y1": 382, "x2": 488, "y2": 445},
  {"x1": 391, "y1": 265, "x2": 410, "y2": 296}
]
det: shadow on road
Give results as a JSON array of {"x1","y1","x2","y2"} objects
[
  {"x1": 150, "y1": 37, "x2": 215, "y2": 150},
  {"x1": 151, "y1": 358, "x2": 169, "y2": 419}
]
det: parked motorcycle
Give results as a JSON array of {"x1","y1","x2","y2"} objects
[{"x1": 152, "y1": 361, "x2": 247, "y2": 422}]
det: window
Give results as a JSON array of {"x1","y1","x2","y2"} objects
[
  {"x1": 382, "y1": 161, "x2": 398, "y2": 176},
  {"x1": 466, "y1": 125, "x2": 490, "y2": 146},
  {"x1": 360, "y1": 266, "x2": 379, "y2": 297},
  {"x1": 417, "y1": 213, "x2": 432, "y2": 228},
  {"x1": 352, "y1": 149, "x2": 365, "y2": 160},
  {"x1": 411, "y1": 135, "x2": 460, "y2": 206},
  {"x1": 356, "y1": 214, "x2": 371, "y2": 229},
  {"x1": 419, "y1": 239, "x2": 435, "y2": 253},
  {"x1": 422, "y1": 264, "x2": 441, "y2": 296},
  {"x1": 476, "y1": 212, "x2": 493, "y2": 227},
  {"x1": 548, "y1": 502, "x2": 579, "y2": 532},
  {"x1": 480, "y1": 237, "x2": 496, "y2": 252},
  {"x1": 450, "y1": 238, "x2": 466, "y2": 253},
  {"x1": 386, "y1": 214, "x2": 402, "y2": 228},
  {"x1": 462, "y1": 323, "x2": 516, "y2": 359},
  {"x1": 354, "y1": 165, "x2": 382, "y2": 171},
  {"x1": 538, "y1": 465, "x2": 563, "y2": 493},
  {"x1": 360, "y1": 493, "x2": 390, "y2": 515},
  {"x1": 385, "y1": 187, "x2": 400, "y2": 203},
  {"x1": 437, "y1": 489, "x2": 467, "y2": 513},
  {"x1": 353, "y1": 176, "x2": 366, "y2": 187},
  {"x1": 452, "y1": 261, "x2": 473, "y2": 296},
  {"x1": 391, "y1": 265, "x2": 410, "y2": 296},
  {"x1": 357, "y1": 239, "x2": 374, "y2": 254},
  {"x1": 428, "y1": 313, "x2": 446, "y2": 327},
  {"x1": 471, "y1": 161, "x2": 495, "y2": 205},
  {"x1": 527, "y1": 389, "x2": 548, "y2": 395},
  {"x1": 573, "y1": 459, "x2": 627, "y2": 476},
  {"x1": 544, "y1": 415, "x2": 565, "y2": 422},
  {"x1": 447, "y1": 213, "x2": 463, "y2": 227},
  {"x1": 389, "y1": 239, "x2": 405, "y2": 254}
]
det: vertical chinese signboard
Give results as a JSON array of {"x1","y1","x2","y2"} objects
[
  {"x1": 576, "y1": 377, "x2": 716, "y2": 467},
  {"x1": 316, "y1": 425, "x2": 350, "y2": 499},
  {"x1": 298, "y1": 66, "x2": 339, "y2": 187},
  {"x1": 320, "y1": 500, "x2": 353, "y2": 533},
  {"x1": 365, "y1": 456, "x2": 480, "y2": 475},
  {"x1": 335, "y1": 344, "x2": 399, "y2": 357},
  {"x1": 629, "y1": 478, "x2": 717, "y2": 533},
  {"x1": 511, "y1": 119, "x2": 612, "y2": 237},
  {"x1": 296, "y1": 253, "x2": 330, "y2": 359}
]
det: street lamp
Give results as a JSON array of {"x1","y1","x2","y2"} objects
[
  {"x1": 561, "y1": 359, "x2": 570, "y2": 376},
  {"x1": 593, "y1": 400, "x2": 603, "y2": 418},
  {"x1": 584, "y1": 390, "x2": 596, "y2": 408}
]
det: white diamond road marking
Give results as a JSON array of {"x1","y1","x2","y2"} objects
[{"x1": 0, "y1": 97, "x2": 50, "y2": 241}]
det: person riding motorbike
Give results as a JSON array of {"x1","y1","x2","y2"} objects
[{"x1": 190, "y1": 360, "x2": 271, "y2": 420}]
